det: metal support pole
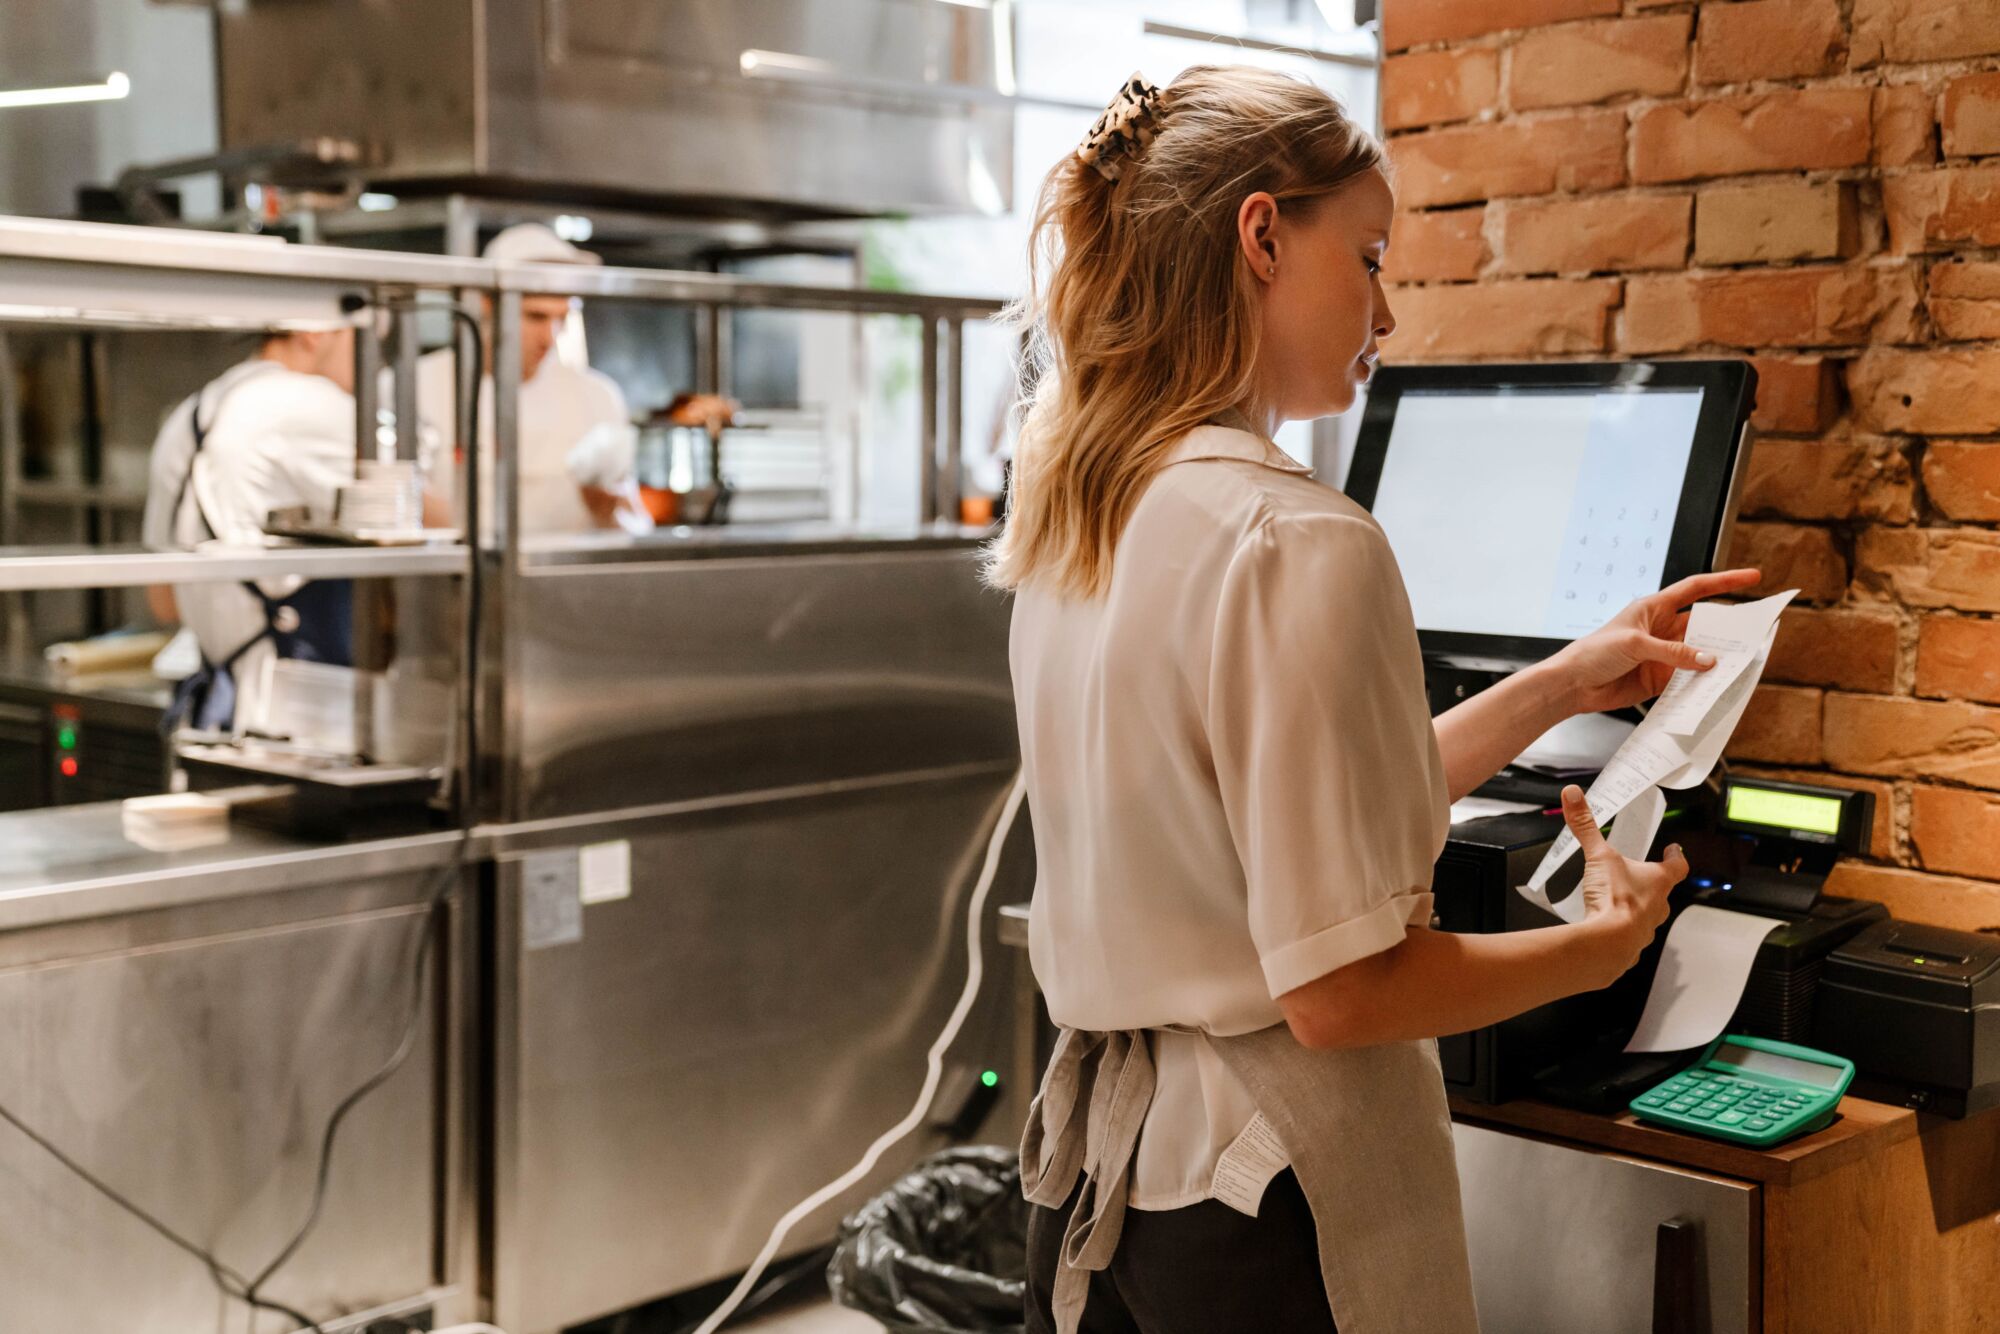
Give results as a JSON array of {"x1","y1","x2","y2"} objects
[
  {"x1": 714, "y1": 307, "x2": 733, "y2": 398},
  {"x1": 491, "y1": 291, "x2": 522, "y2": 555},
  {"x1": 695, "y1": 304, "x2": 732, "y2": 397},
  {"x1": 919, "y1": 316, "x2": 940, "y2": 525},
  {"x1": 695, "y1": 305, "x2": 717, "y2": 394},
  {"x1": 941, "y1": 318, "x2": 964, "y2": 527},
  {"x1": 453, "y1": 293, "x2": 481, "y2": 496},
  {"x1": 443, "y1": 194, "x2": 480, "y2": 259},
  {"x1": 483, "y1": 288, "x2": 524, "y2": 819},
  {"x1": 0, "y1": 332, "x2": 21, "y2": 550},
  {"x1": 0, "y1": 332, "x2": 26, "y2": 656},
  {"x1": 392, "y1": 303, "x2": 421, "y2": 463},
  {"x1": 353, "y1": 312, "x2": 385, "y2": 467}
]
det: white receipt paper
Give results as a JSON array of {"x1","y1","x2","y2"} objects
[
  {"x1": 1520, "y1": 589, "x2": 1799, "y2": 914},
  {"x1": 1624, "y1": 905, "x2": 1784, "y2": 1053},
  {"x1": 1210, "y1": 1111, "x2": 1291, "y2": 1216},
  {"x1": 1449, "y1": 795, "x2": 1544, "y2": 824}
]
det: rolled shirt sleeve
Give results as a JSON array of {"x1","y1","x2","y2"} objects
[
  {"x1": 262, "y1": 400, "x2": 360, "y2": 523},
  {"x1": 1206, "y1": 511, "x2": 1450, "y2": 999}
]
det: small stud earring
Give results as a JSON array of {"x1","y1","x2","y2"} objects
[{"x1": 1268, "y1": 265, "x2": 1276, "y2": 277}]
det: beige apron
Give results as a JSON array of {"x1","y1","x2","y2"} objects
[{"x1": 1021, "y1": 1024, "x2": 1481, "y2": 1334}]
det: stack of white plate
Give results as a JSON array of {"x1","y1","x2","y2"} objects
[
  {"x1": 252, "y1": 657, "x2": 362, "y2": 756},
  {"x1": 122, "y1": 792, "x2": 231, "y2": 852},
  {"x1": 336, "y1": 460, "x2": 424, "y2": 534}
]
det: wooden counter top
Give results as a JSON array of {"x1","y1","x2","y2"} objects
[{"x1": 1449, "y1": 1091, "x2": 1921, "y2": 1187}]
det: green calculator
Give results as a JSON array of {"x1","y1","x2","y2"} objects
[{"x1": 1629, "y1": 1034, "x2": 1854, "y2": 1147}]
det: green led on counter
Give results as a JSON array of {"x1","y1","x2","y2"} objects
[{"x1": 981, "y1": 1070, "x2": 1000, "y2": 1089}]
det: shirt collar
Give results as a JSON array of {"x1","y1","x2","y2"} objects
[{"x1": 1158, "y1": 422, "x2": 1314, "y2": 475}]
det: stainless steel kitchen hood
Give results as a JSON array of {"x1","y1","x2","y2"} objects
[{"x1": 216, "y1": 0, "x2": 1016, "y2": 219}]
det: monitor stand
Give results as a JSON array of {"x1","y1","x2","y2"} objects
[
  {"x1": 1424, "y1": 654, "x2": 1523, "y2": 718},
  {"x1": 1428, "y1": 654, "x2": 1634, "y2": 807}
]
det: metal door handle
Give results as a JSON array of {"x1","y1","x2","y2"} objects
[{"x1": 1652, "y1": 1216, "x2": 1700, "y2": 1334}]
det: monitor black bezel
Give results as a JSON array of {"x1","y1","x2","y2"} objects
[{"x1": 1344, "y1": 359, "x2": 1757, "y2": 666}]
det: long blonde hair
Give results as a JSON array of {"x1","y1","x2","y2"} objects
[{"x1": 986, "y1": 65, "x2": 1384, "y2": 598}]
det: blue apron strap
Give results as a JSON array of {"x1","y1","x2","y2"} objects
[{"x1": 158, "y1": 364, "x2": 356, "y2": 734}]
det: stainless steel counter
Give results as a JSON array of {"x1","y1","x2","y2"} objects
[
  {"x1": 0, "y1": 654, "x2": 173, "y2": 712},
  {"x1": 0, "y1": 222, "x2": 1026, "y2": 1332},
  {"x1": 0, "y1": 807, "x2": 479, "y2": 1333},
  {"x1": 518, "y1": 520, "x2": 997, "y2": 568},
  {"x1": 0, "y1": 799, "x2": 470, "y2": 932}
]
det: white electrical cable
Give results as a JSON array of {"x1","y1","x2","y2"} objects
[{"x1": 691, "y1": 771, "x2": 1029, "y2": 1334}]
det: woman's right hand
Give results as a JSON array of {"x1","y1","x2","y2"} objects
[{"x1": 1560, "y1": 784, "x2": 1685, "y2": 986}]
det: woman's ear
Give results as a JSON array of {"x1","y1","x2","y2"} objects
[{"x1": 1237, "y1": 192, "x2": 1280, "y2": 285}]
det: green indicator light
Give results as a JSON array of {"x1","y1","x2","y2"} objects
[
  {"x1": 57, "y1": 727, "x2": 76, "y2": 750},
  {"x1": 980, "y1": 1070, "x2": 999, "y2": 1089},
  {"x1": 1727, "y1": 785, "x2": 1842, "y2": 836}
]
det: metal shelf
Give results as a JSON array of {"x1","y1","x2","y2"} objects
[
  {"x1": 0, "y1": 216, "x2": 487, "y2": 289},
  {"x1": 14, "y1": 480, "x2": 149, "y2": 513},
  {"x1": 0, "y1": 543, "x2": 469, "y2": 592},
  {"x1": 496, "y1": 259, "x2": 1008, "y2": 318}
]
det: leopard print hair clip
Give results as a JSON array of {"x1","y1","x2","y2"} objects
[{"x1": 1075, "y1": 73, "x2": 1164, "y2": 183}]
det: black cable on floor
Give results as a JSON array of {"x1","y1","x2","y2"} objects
[
  {"x1": 240, "y1": 861, "x2": 457, "y2": 1326},
  {"x1": 0, "y1": 1096, "x2": 322, "y2": 1330}
]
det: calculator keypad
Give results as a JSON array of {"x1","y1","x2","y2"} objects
[{"x1": 1631, "y1": 1070, "x2": 1835, "y2": 1144}]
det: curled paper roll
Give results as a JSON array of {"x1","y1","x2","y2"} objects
[{"x1": 45, "y1": 631, "x2": 172, "y2": 675}]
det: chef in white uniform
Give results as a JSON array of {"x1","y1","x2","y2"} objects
[
  {"x1": 141, "y1": 326, "x2": 360, "y2": 731},
  {"x1": 416, "y1": 223, "x2": 648, "y2": 535}
]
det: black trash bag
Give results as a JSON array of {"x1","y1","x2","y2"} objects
[{"x1": 828, "y1": 1146, "x2": 1030, "y2": 1333}]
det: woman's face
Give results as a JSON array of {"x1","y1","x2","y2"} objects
[{"x1": 1240, "y1": 167, "x2": 1396, "y2": 424}]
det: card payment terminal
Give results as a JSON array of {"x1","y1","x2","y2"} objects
[{"x1": 1630, "y1": 1034, "x2": 1853, "y2": 1146}]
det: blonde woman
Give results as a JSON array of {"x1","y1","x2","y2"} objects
[{"x1": 998, "y1": 67, "x2": 1759, "y2": 1333}]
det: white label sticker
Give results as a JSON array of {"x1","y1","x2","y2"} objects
[
  {"x1": 521, "y1": 850, "x2": 583, "y2": 950},
  {"x1": 579, "y1": 839, "x2": 632, "y2": 905},
  {"x1": 1209, "y1": 1112, "x2": 1290, "y2": 1216}
]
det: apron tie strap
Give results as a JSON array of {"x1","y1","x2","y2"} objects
[
  {"x1": 1018, "y1": 1028, "x2": 1158, "y2": 1334},
  {"x1": 1025, "y1": 1025, "x2": 1481, "y2": 1334}
]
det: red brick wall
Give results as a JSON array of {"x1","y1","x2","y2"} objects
[{"x1": 1381, "y1": 0, "x2": 2000, "y2": 929}]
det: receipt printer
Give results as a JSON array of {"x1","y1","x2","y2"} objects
[
  {"x1": 1433, "y1": 811, "x2": 1664, "y2": 1103},
  {"x1": 1688, "y1": 890, "x2": 1887, "y2": 1042},
  {"x1": 1815, "y1": 920, "x2": 2000, "y2": 1118}
]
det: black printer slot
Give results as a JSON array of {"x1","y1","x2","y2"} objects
[{"x1": 1878, "y1": 942, "x2": 1969, "y2": 966}]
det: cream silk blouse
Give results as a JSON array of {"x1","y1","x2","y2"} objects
[{"x1": 1012, "y1": 423, "x2": 1451, "y2": 1211}]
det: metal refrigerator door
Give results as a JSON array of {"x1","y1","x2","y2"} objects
[
  {"x1": 493, "y1": 769, "x2": 1033, "y2": 1333},
  {"x1": 1453, "y1": 1122, "x2": 1758, "y2": 1334}
]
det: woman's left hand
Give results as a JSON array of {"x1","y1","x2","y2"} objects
[{"x1": 1548, "y1": 568, "x2": 1765, "y2": 716}]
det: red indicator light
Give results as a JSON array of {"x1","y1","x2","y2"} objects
[{"x1": 59, "y1": 757, "x2": 79, "y2": 778}]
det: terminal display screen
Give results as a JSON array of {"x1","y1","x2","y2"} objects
[
  {"x1": 1366, "y1": 386, "x2": 1704, "y2": 641},
  {"x1": 1725, "y1": 783, "x2": 1844, "y2": 837}
]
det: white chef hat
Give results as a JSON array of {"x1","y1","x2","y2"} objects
[{"x1": 482, "y1": 222, "x2": 603, "y2": 267}]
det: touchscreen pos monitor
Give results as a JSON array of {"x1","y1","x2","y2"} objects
[{"x1": 1345, "y1": 360, "x2": 1757, "y2": 671}]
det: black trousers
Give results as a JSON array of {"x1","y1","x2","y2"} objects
[{"x1": 1024, "y1": 1169, "x2": 1339, "y2": 1334}]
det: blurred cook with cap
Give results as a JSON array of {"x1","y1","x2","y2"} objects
[
  {"x1": 417, "y1": 222, "x2": 650, "y2": 535},
  {"x1": 142, "y1": 325, "x2": 361, "y2": 732}
]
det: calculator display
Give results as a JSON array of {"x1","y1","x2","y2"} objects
[{"x1": 1711, "y1": 1045, "x2": 1844, "y2": 1088}]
